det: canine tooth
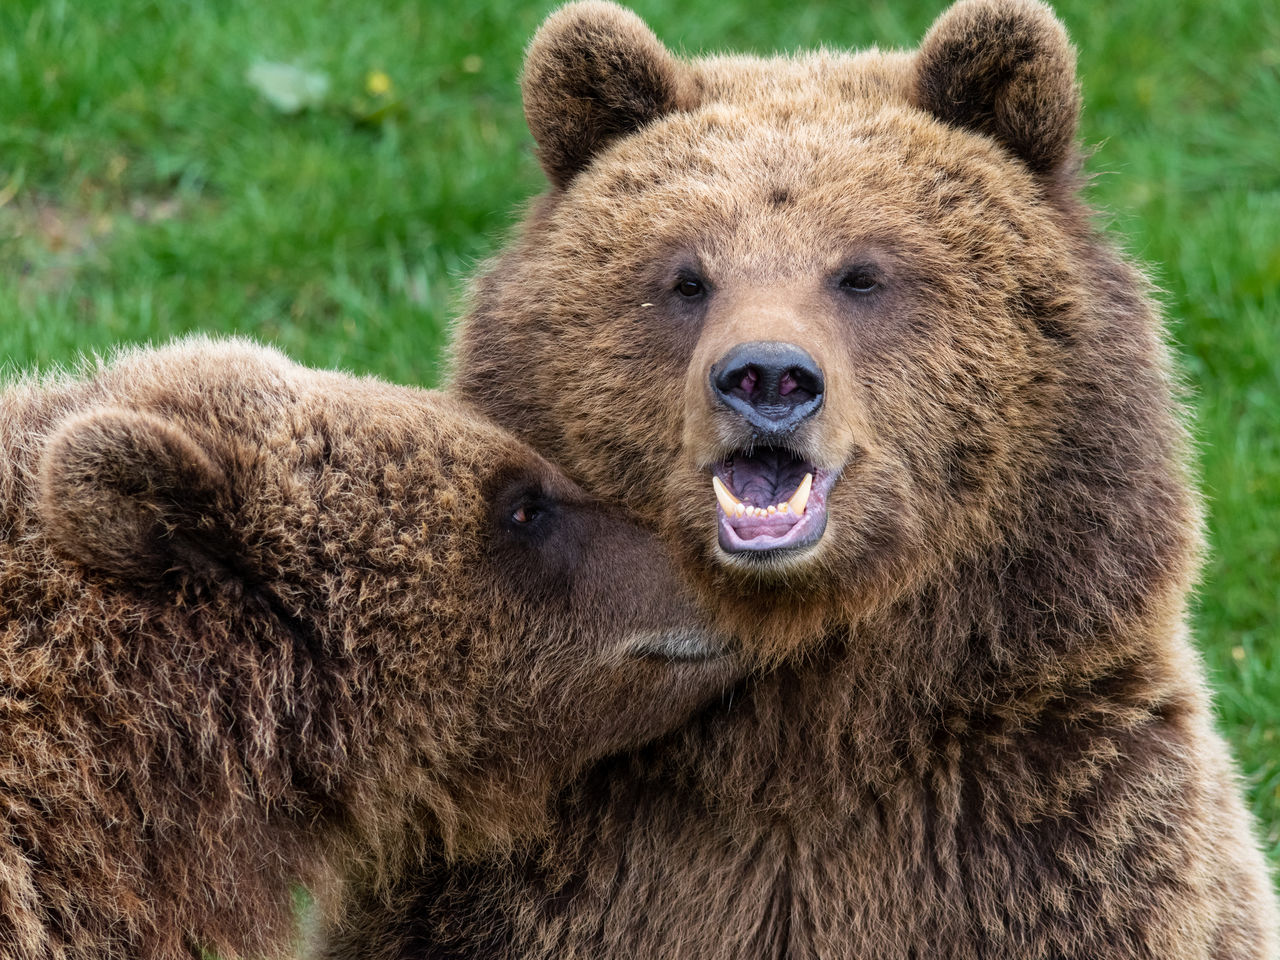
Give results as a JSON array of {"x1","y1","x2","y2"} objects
[
  {"x1": 712, "y1": 476, "x2": 742, "y2": 515},
  {"x1": 787, "y1": 473, "x2": 813, "y2": 517}
]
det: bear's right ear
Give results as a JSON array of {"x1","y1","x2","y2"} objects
[
  {"x1": 522, "y1": 1, "x2": 692, "y2": 189},
  {"x1": 39, "y1": 408, "x2": 238, "y2": 586}
]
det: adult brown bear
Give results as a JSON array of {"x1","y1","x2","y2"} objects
[
  {"x1": 319, "y1": 1, "x2": 1279, "y2": 957},
  {"x1": 0, "y1": 337, "x2": 738, "y2": 960}
]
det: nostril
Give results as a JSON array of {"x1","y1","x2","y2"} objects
[
  {"x1": 785, "y1": 365, "x2": 822, "y2": 401},
  {"x1": 740, "y1": 368, "x2": 758, "y2": 395}
]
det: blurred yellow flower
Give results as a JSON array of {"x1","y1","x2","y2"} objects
[{"x1": 366, "y1": 70, "x2": 392, "y2": 96}]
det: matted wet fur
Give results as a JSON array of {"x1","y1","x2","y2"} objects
[
  {"x1": 0, "y1": 337, "x2": 738, "y2": 960},
  {"x1": 318, "y1": 1, "x2": 1279, "y2": 957}
]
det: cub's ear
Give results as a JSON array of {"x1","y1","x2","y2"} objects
[
  {"x1": 913, "y1": 0, "x2": 1081, "y2": 176},
  {"x1": 39, "y1": 408, "x2": 237, "y2": 585},
  {"x1": 523, "y1": 0, "x2": 693, "y2": 189}
]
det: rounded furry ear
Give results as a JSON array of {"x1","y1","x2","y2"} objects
[
  {"x1": 913, "y1": 0, "x2": 1081, "y2": 175},
  {"x1": 522, "y1": 1, "x2": 692, "y2": 189},
  {"x1": 39, "y1": 408, "x2": 236, "y2": 584}
]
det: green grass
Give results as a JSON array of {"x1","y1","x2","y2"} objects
[{"x1": 2, "y1": 0, "x2": 1277, "y2": 866}]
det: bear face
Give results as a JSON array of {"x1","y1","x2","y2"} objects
[
  {"x1": 454, "y1": 0, "x2": 1194, "y2": 662},
  {"x1": 0, "y1": 337, "x2": 738, "y2": 959}
]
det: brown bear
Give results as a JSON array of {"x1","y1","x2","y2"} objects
[
  {"x1": 315, "y1": 0, "x2": 1280, "y2": 958},
  {"x1": 0, "y1": 336, "x2": 740, "y2": 960}
]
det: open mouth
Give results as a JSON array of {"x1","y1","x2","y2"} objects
[{"x1": 710, "y1": 447, "x2": 836, "y2": 555}]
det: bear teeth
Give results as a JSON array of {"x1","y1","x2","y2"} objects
[
  {"x1": 787, "y1": 473, "x2": 813, "y2": 517},
  {"x1": 712, "y1": 473, "x2": 813, "y2": 519},
  {"x1": 712, "y1": 475, "x2": 741, "y2": 515}
]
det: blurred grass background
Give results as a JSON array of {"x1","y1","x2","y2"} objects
[{"x1": 1, "y1": 0, "x2": 1277, "y2": 868}]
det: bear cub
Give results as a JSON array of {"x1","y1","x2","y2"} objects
[{"x1": 0, "y1": 337, "x2": 738, "y2": 960}]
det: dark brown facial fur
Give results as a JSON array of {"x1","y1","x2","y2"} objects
[
  {"x1": 318, "y1": 1, "x2": 1279, "y2": 958},
  {"x1": 0, "y1": 337, "x2": 738, "y2": 960}
]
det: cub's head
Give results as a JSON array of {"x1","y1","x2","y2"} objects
[
  {"x1": 38, "y1": 338, "x2": 738, "y2": 850},
  {"x1": 454, "y1": 0, "x2": 1192, "y2": 660}
]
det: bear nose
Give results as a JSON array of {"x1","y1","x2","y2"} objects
[{"x1": 710, "y1": 341, "x2": 824, "y2": 432}]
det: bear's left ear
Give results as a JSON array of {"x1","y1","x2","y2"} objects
[
  {"x1": 522, "y1": 1, "x2": 693, "y2": 189},
  {"x1": 39, "y1": 408, "x2": 240, "y2": 586},
  {"x1": 913, "y1": 0, "x2": 1081, "y2": 176}
]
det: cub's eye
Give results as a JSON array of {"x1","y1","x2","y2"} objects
[
  {"x1": 494, "y1": 478, "x2": 559, "y2": 542},
  {"x1": 839, "y1": 268, "x2": 880, "y2": 294},
  {"x1": 675, "y1": 276, "x2": 706, "y2": 298},
  {"x1": 511, "y1": 504, "x2": 540, "y2": 524}
]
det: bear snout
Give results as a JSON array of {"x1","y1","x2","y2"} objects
[{"x1": 710, "y1": 340, "x2": 824, "y2": 436}]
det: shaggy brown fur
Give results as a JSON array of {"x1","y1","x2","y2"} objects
[
  {"x1": 0, "y1": 337, "x2": 739, "y2": 960},
  {"x1": 319, "y1": 1, "x2": 1279, "y2": 958}
]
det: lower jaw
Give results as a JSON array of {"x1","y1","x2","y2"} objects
[{"x1": 716, "y1": 507, "x2": 828, "y2": 557}]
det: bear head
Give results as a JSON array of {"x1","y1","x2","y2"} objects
[
  {"x1": 33, "y1": 339, "x2": 739, "y2": 853},
  {"x1": 453, "y1": 0, "x2": 1195, "y2": 664}
]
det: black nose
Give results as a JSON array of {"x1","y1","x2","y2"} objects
[{"x1": 710, "y1": 341, "x2": 824, "y2": 432}]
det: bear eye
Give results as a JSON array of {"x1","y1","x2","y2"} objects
[
  {"x1": 674, "y1": 276, "x2": 706, "y2": 298},
  {"x1": 838, "y1": 268, "x2": 880, "y2": 294},
  {"x1": 493, "y1": 476, "x2": 561, "y2": 545},
  {"x1": 511, "y1": 504, "x2": 540, "y2": 524}
]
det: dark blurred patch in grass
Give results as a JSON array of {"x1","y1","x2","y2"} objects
[{"x1": 1, "y1": 0, "x2": 1277, "y2": 864}]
